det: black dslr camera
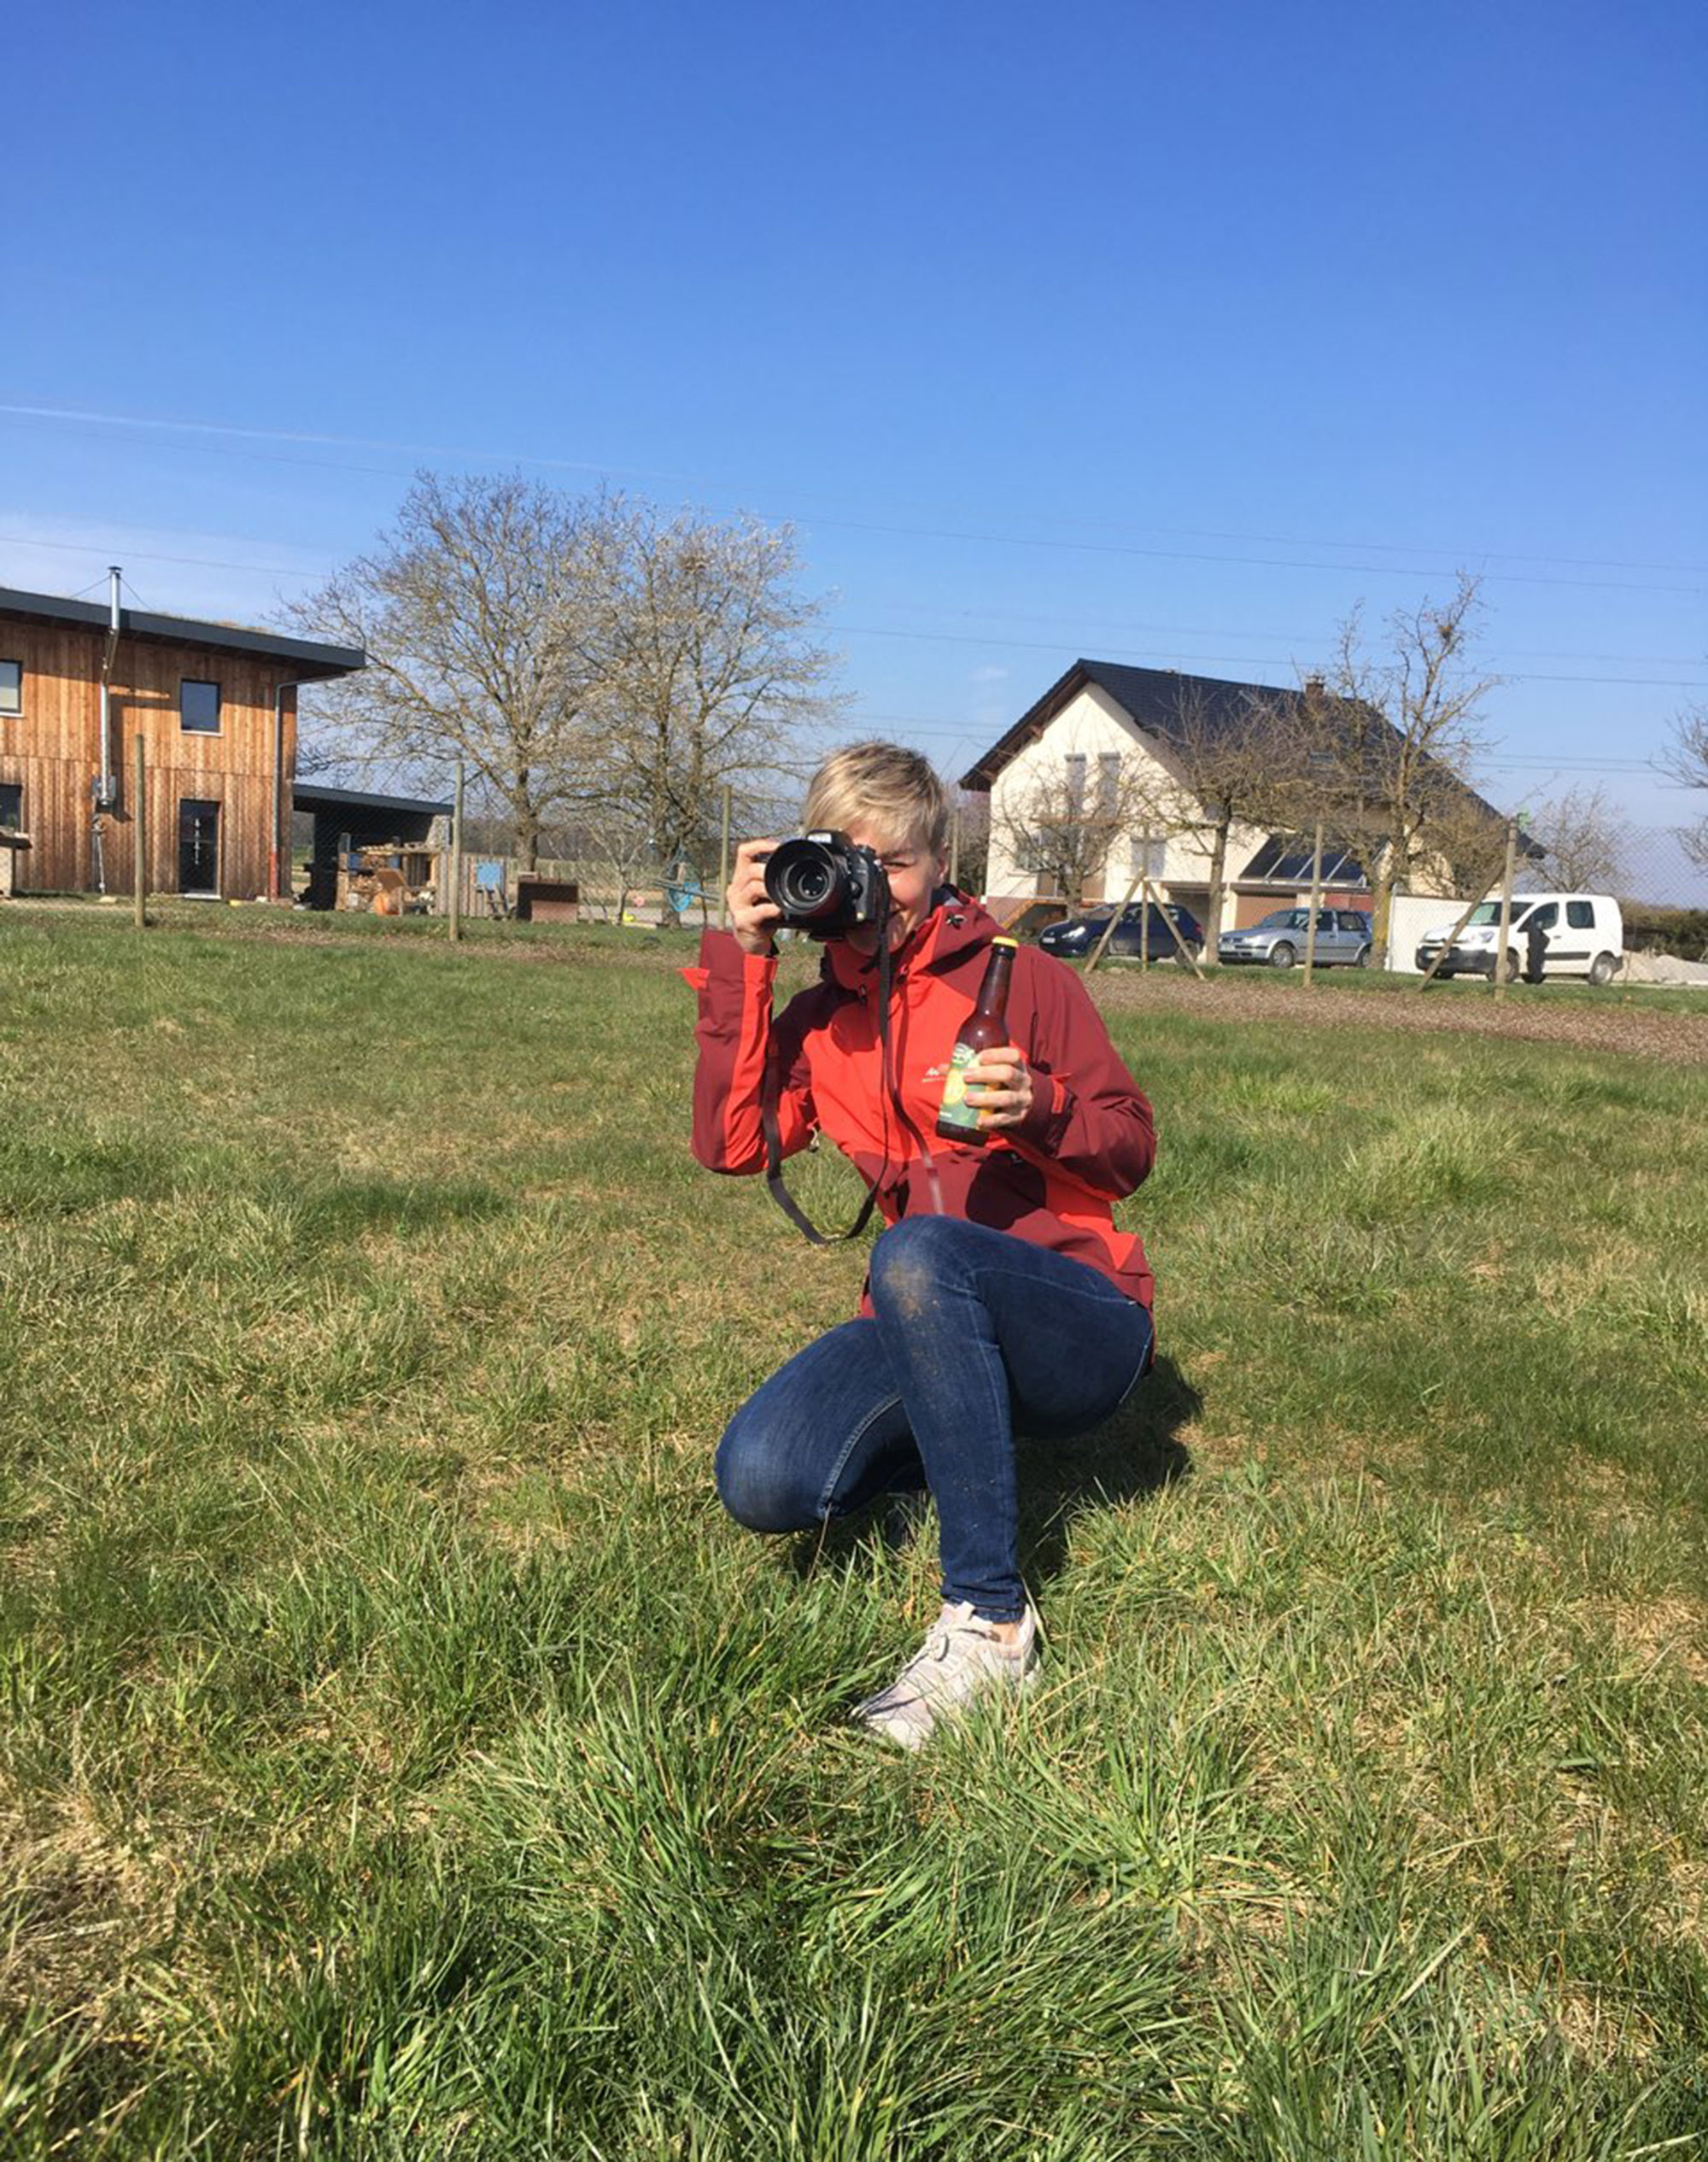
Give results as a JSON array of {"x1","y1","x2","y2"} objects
[{"x1": 763, "y1": 830, "x2": 889, "y2": 937}]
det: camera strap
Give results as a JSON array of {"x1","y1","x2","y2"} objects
[{"x1": 762, "y1": 923, "x2": 945, "y2": 1246}]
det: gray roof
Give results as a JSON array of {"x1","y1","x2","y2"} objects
[
  {"x1": 960, "y1": 656, "x2": 1518, "y2": 837},
  {"x1": 0, "y1": 584, "x2": 364, "y2": 681},
  {"x1": 294, "y1": 783, "x2": 452, "y2": 817},
  {"x1": 959, "y1": 659, "x2": 1331, "y2": 789}
]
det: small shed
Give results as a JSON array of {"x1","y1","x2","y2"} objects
[{"x1": 293, "y1": 782, "x2": 453, "y2": 910}]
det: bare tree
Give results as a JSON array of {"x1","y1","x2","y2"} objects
[
  {"x1": 950, "y1": 784, "x2": 991, "y2": 894},
  {"x1": 557, "y1": 804, "x2": 658, "y2": 923},
  {"x1": 290, "y1": 472, "x2": 602, "y2": 866},
  {"x1": 991, "y1": 749, "x2": 1160, "y2": 907},
  {"x1": 1664, "y1": 703, "x2": 1708, "y2": 871},
  {"x1": 291, "y1": 478, "x2": 839, "y2": 881},
  {"x1": 1524, "y1": 783, "x2": 1631, "y2": 891},
  {"x1": 1132, "y1": 682, "x2": 1317, "y2": 958},
  {"x1": 589, "y1": 504, "x2": 842, "y2": 894},
  {"x1": 1319, "y1": 574, "x2": 1499, "y2": 958}
]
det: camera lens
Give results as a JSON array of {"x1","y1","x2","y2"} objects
[
  {"x1": 765, "y1": 836, "x2": 847, "y2": 923},
  {"x1": 787, "y1": 862, "x2": 831, "y2": 906}
]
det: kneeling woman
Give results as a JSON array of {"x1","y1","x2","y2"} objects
[{"x1": 687, "y1": 742, "x2": 1155, "y2": 1748}]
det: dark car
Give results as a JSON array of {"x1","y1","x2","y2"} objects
[{"x1": 1037, "y1": 901, "x2": 1204, "y2": 962}]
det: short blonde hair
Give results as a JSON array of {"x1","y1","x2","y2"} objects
[{"x1": 802, "y1": 741, "x2": 950, "y2": 860}]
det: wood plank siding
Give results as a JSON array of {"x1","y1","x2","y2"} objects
[{"x1": 0, "y1": 621, "x2": 299, "y2": 898}]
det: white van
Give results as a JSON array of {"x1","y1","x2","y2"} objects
[{"x1": 1414, "y1": 894, "x2": 1624, "y2": 985}]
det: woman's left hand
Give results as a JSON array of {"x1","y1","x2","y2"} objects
[{"x1": 963, "y1": 1045, "x2": 1033, "y2": 1131}]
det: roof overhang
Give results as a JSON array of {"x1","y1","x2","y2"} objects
[
  {"x1": 294, "y1": 783, "x2": 452, "y2": 818},
  {"x1": 0, "y1": 585, "x2": 364, "y2": 681}
]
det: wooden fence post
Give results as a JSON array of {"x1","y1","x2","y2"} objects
[
  {"x1": 1302, "y1": 818, "x2": 1325, "y2": 986},
  {"x1": 1085, "y1": 875, "x2": 1144, "y2": 976},
  {"x1": 1146, "y1": 878, "x2": 1207, "y2": 978},
  {"x1": 1493, "y1": 819, "x2": 1518, "y2": 999},
  {"x1": 448, "y1": 762, "x2": 465, "y2": 945},
  {"x1": 718, "y1": 783, "x2": 733, "y2": 929},
  {"x1": 132, "y1": 735, "x2": 147, "y2": 930}
]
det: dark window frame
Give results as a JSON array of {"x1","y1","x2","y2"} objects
[
  {"x1": 178, "y1": 796, "x2": 221, "y2": 894},
  {"x1": 180, "y1": 678, "x2": 222, "y2": 735},
  {"x1": 0, "y1": 659, "x2": 20, "y2": 716},
  {"x1": 0, "y1": 780, "x2": 21, "y2": 829}
]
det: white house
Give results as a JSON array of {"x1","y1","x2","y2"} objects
[{"x1": 962, "y1": 659, "x2": 1514, "y2": 942}]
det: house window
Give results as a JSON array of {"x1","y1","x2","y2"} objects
[
  {"x1": 0, "y1": 782, "x2": 21, "y2": 829},
  {"x1": 1129, "y1": 833, "x2": 1167, "y2": 880},
  {"x1": 180, "y1": 679, "x2": 221, "y2": 734},
  {"x1": 0, "y1": 661, "x2": 20, "y2": 716},
  {"x1": 1097, "y1": 752, "x2": 1121, "y2": 820},
  {"x1": 1064, "y1": 753, "x2": 1086, "y2": 817}
]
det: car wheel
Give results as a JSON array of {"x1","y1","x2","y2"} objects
[
  {"x1": 1354, "y1": 944, "x2": 1371, "y2": 968},
  {"x1": 1268, "y1": 941, "x2": 1296, "y2": 970},
  {"x1": 1588, "y1": 951, "x2": 1617, "y2": 987},
  {"x1": 1506, "y1": 948, "x2": 1523, "y2": 985}
]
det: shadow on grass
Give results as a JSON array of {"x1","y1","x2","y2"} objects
[
  {"x1": 784, "y1": 1354, "x2": 1201, "y2": 1591},
  {"x1": 290, "y1": 1175, "x2": 512, "y2": 1244},
  {"x1": 1016, "y1": 1352, "x2": 1200, "y2": 1588}
]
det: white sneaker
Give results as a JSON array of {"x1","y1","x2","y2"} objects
[{"x1": 851, "y1": 1600, "x2": 1040, "y2": 1750}]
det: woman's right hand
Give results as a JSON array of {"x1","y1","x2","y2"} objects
[{"x1": 728, "y1": 837, "x2": 784, "y2": 957}]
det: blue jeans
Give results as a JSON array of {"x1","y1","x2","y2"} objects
[{"x1": 715, "y1": 1216, "x2": 1154, "y2": 1622}]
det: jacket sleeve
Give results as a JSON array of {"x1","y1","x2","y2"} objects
[
  {"x1": 685, "y1": 929, "x2": 817, "y2": 1175},
  {"x1": 1007, "y1": 949, "x2": 1155, "y2": 1199}
]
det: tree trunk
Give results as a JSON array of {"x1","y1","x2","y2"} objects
[
  {"x1": 1368, "y1": 837, "x2": 1398, "y2": 965},
  {"x1": 511, "y1": 785, "x2": 541, "y2": 870},
  {"x1": 1202, "y1": 814, "x2": 1231, "y2": 967}
]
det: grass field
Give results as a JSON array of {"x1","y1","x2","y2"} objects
[{"x1": 3, "y1": 906, "x2": 1705, "y2": 2159}]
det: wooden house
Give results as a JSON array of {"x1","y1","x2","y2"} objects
[{"x1": 0, "y1": 577, "x2": 364, "y2": 900}]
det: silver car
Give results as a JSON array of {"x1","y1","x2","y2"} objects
[{"x1": 1219, "y1": 907, "x2": 1373, "y2": 969}]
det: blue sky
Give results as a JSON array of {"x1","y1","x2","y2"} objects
[{"x1": 5, "y1": 0, "x2": 1705, "y2": 892}]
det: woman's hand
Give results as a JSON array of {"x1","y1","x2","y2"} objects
[
  {"x1": 727, "y1": 838, "x2": 783, "y2": 957},
  {"x1": 963, "y1": 1045, "x2": 1034, "y2": 1131}
]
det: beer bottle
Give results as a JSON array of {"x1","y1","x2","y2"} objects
[{"x1": 936, "y1": 937, "x2": 1018, "y2": 1145}]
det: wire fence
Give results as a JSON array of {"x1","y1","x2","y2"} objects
[{"x1": 290, "y1": 774, "x2": 1708, "y2": 985}]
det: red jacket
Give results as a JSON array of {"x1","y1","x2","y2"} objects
[{"x1": 686, "y1": 896, "x2": 1155, "y2": 1313}]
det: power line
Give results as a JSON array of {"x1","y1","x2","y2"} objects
[
  {"x1": 855, "y1": 595, "x2": 1707, "y2": 670},
  {"x1": 829, "y1": 621, "x2": 1708, "y2": 690},
  {"x1": 814, "y1": 518, "x2": 1705, "y2": 598},
  {"x1": 0, "y1": 530, "x2": 320, "y2": 580},
  {"x1": 2, "y1": 401, "x2": 1704, "y2": 597},
  {"x1": 3, "y1": 524, "x2": 1701, "y2": 692},
  {"x1": 848, "y1": 710, "x2": 1678, "y2": 777}
]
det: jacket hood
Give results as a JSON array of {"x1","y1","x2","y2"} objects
[{"x1": 823, "y1": 889, "x2": 1003, "y2": 993}]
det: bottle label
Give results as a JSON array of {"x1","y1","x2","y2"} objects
[{"x1": 937, "y1": 1040, "x2": 985, "y2": 1132}]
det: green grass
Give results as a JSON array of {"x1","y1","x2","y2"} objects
[{"x1": 2, "y1": 908, "x2": 1705, "y2": 2159}]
